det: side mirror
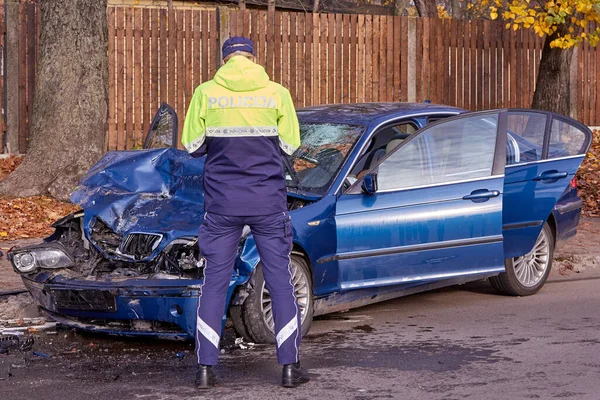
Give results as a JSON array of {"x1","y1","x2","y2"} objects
[{"x1": 361, "y1": 173, "x2": 378, "y2": 195}]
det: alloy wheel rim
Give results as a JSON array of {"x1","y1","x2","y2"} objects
[
  {"x1": 261, "y1": 261, "x2": 310, "y2": 334},
  {"x1": 513, "y1": 228, "x2": 550, "y2": 287}
]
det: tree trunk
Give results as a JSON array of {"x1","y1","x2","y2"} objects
[
  {"x1": 413, "y1": 0, "x2": 437, "y2": 17},
  {"x1": 531, "y1": 25, "x2": 578, "y2": 115},
  {"x1": 0, "y1": 0, "x2": 108, "y2": 201}
]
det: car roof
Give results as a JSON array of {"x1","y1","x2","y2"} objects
[{"x1": 297, "y1": 102, "x2": 465, "y2": 127}]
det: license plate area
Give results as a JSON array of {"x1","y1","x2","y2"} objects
[{"x1": 51, "y1": 289, "x2": 117, "y2": 312}]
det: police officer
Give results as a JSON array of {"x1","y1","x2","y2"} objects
[{"x1": 181, "y1": 37, "x2": 309, "y2": 389}]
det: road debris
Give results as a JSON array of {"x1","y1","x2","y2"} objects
[{"x1": 32, "y1": 351, "x2": 51, "y2": 358}]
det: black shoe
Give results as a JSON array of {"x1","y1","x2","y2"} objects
[
  {"x1": 195, "y1": 365, "x2": 217, "y2": 389},
  {"x1": 282, "y1": 362, "x2": 310, "y2": 388}
]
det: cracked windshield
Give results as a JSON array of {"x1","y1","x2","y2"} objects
[{"x1": 287, "y1": 123, "x2": 364, "y2": 194}]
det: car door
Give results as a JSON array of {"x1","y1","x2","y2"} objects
[
  {"x1": 143, "y1": 102, "x2": 179, "y2": 149},
  {"x1": 503, "y1": 110, "x2": 592, "y2": 258},
  {"x1": 334, "y1": 111, "x2": 507, "y2": 290}
]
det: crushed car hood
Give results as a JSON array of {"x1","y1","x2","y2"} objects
[{"x1": 71, "y1": 148, "x2": 205, "y2": 240}]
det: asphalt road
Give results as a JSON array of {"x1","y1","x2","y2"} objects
[{"x1": 1, "y1": 265, "x2": 600, "y2": 400}]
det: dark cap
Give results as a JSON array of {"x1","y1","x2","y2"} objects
[{"x1": 222, "y1": 36, "x2": 255, "y2": 60}]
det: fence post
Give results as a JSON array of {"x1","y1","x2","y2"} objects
[
  {"x1": 216, "y1": 7, "x2": 230, "y2": 68},
  {"x1": 4, "y1": 0, "x2": 19, "y2": 154},
  {"x1": 406, "y1": 17, "x2": 417, "y2": 102}
]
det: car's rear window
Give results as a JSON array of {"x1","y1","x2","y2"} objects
[{"x1": 548, "y1": 118, "x2": 588, "y2": 157}]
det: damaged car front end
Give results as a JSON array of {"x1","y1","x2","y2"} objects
[{"x1": 9, "y1": 146, "x2": 261, "y2": 340}]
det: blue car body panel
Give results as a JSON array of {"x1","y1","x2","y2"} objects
[{"x1": 13, "y1": 103, "x2": 591, "y2": 339}]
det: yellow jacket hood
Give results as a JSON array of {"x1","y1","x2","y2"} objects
[{"x1": 213, "y1": 56, "x2": 270, "y2": 92}]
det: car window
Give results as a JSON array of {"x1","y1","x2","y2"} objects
[
  {"x1": 377, "y1": 114, "x2": 499, "y2": 191},
  {"x1": 506, "y1": 112, "x2": 547, "y2": 165},
  {"x1": 549, "y1": 118, "x2": 588, "y2": 157}
]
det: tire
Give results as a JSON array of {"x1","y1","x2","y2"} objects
[
  {"x1": 490, "y1": 222, "x2": 554, "y2": 296},
  {"x1": 230, "y1": 254, "x2": 314, "y2": 344}
]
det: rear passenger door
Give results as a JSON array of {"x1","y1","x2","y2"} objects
[{"x1": 503, "y1": 111, "x2": 592, "y2": 258}]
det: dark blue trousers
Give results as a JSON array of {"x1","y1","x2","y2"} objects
[{"x1": 195, "y1": 211, "x2": 301, "y2": 365}]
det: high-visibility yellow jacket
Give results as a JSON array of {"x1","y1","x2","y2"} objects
[{"x1": 181, "y1": 56, "x2": 300, "y2": 216}]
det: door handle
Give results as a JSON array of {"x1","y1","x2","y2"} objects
[
  {"x1": 462, "y1": 189, "x2": 500, "y2": 201},
  {"x1": 533, "y1": 170, "x2": 568, "y2": 182}
]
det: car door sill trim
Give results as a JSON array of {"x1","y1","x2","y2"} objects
[
  {"x1": 502, "y1": 220, "x2": 544, "y2": 230},
  {"x1": 339, "y1": 267, "x2": 506, "y2": 291},
  {"x1": 317, "y1": 235, "x2": 504, "y2": 263}
]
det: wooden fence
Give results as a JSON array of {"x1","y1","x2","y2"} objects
[{"x1": 6, "y1": 5, "x2": 600, "y2": 153}]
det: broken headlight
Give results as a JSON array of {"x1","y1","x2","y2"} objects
[{"x1": 10, "y1": 244, "x2": 74, "y2": 273}]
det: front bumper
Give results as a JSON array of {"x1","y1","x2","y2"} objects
[{"x1": 22, "y1": 276, "x2": 200, "y2": 339}]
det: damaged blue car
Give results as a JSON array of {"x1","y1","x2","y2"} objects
[{"x1": 8, "y1": 103, "x2": 592, "y2": 343}]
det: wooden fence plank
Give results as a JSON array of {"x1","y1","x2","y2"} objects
[
  {"x1": 378, "y1": 15, "x2": 386, "y2": 102},
  {"x1": 428, "y1": 18, "x2": 437, "y2": 103},
  {"x1": 442, "y1": 19, "x2": 449, "y2": 105},
  {"x1": 320, "y1": 14, "x2": 327, "y2": 104},
  {"x1": 328, "y1": 13, "x2": 335, "y2": 104},
  {"x1": 107, "y1": 7, "x2": 116, "y2": 151},
  {"x1": 201, "y1": 11, "x2": 208, "y2": 83},
  {"x1": 483, "y1": 20, "x2": 489, "y2": 110},
  {"x1": 289, "y1": 12, "x2": 297, "y2": 104},
  {"x1": 151, "y1": 9, "x2": 159, "y2": 115},
  {"x1": 282, "y1": 12, "x2": 289, "y2": 89},
  {"x1": 510, "y1": 24, "x2": 517, "y2": 107},
  {"x1": 296, "y1": 13, "x2": 305, "y2": 107},
  {"x1": 116, "y1": 7, "x2": 125, "y2": 150},
  {"x1": 476, "y1": 20, "x2": 483, "y2": 110},
  {"x1": 357, "y1": 14, "x2": 365, "y2": 102},
  {"x1": 434, "y1": 18, "x2": 442, "y2": 105},
  {"x1": 335, "y1": 13, "x2": 343, "y2": 103},
  {"x1": 184, "y1": 9, "x2": 193, "y2": 115},
  {"x1": 167, "y1": 8, "x2": 176, "y2": 115},
  {"x1": 457, "y1": 18, "x2": 465, "y2": 108},
  {"x1": 386, "y1": 16, "x2": 393, "y2": 102},
  {"x1": 489, "y1": 21, "x2": 497, "y2": 108},
  {"x1": 421, "y1": 18, "x2": 430, "y2": 102},
  {"x1": 142, "y1": 8, "x2": 151, "y2": 136},
  {"x1": 160, "y1": 8, "x2": 167, "y2": 105},
  {"x1": 304, "y1": 13, "x2": 313, "y2": 106},
  {"x1": 209, "y1": 11, "x2": 217, "y2": 78},
  {"x1": 134, "y1": 9, "x2": 142, "y2": 147},
  {"x1": 365, "y1": 15, "x2": 373, "y2": 102},
  {"x1": 176, "y1": 10, "x2": 184, "y2": 123},
  {"x1": 392, "y1": 16, "x2": 400, "y2": 102},
  {"x1": 371, "y1": 15, "x2": 379, "y2": 102},
  {"x1": 450, "y1": 18, "x2": 458, "y2": 106},
  {"x1": 343, "y1": 14, "x2": 351, "y2": 103},
  {"x1": 192, "y1": 10, "x2": 200, "y2": 88},
  {"x1": 125, "y1": 9, "x2": 133, "y2": 149},
  {"x1": 274, "y1": 12, "x2": 282, "y2": 84}
]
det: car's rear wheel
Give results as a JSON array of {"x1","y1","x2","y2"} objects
[
  {"x1": 490, "y1": 222, "x2": 554, "y2": 296},
  {"x1": 230, "y1": 254, "x2": 314, "y2": 344}
]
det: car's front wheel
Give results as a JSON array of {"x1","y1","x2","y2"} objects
[
  {"x1": 230, "y1": 254, "x2": 314, "y2": 344},
  {"x1": 490, "y1": 222, "x2": 554, "y2": 296}
]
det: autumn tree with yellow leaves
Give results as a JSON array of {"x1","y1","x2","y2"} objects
[
  {"x1": 489, "y1": 0, "x2": 600, "y2": 115},
  {"x1": 415, "y1": 0, "x2": 600, "y2": 116}
]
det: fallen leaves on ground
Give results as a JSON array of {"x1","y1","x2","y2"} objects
[
  {"x1": 0, "y1": 156, "x2": 23, "y2": 181},
  {"x1": 578, "y1": 129, "x2": 600, "y2": 217},
  {"x1": 0, "y1": 196, "x2": 80, "y2": 241}
]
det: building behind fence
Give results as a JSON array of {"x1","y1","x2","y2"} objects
[{"x1": 2, "y1": 2, "x2": 599, "y2": 154}]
